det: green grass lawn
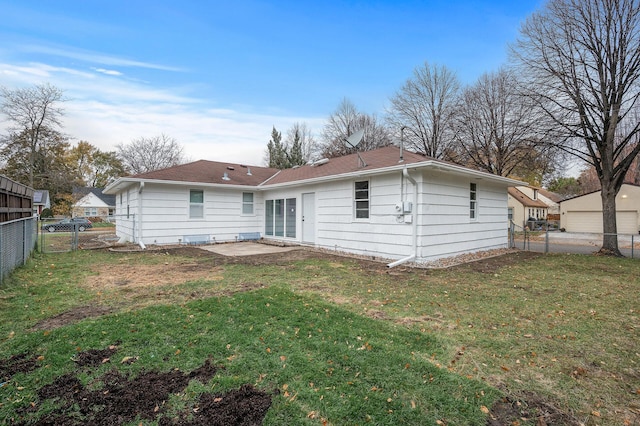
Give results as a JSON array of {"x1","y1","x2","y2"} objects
[{"x1": 0, "y1": 248, "x2": 638, "y2": 425}]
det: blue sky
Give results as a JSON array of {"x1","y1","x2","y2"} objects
[{"x1": 0, "y1": 0, "x2": 543, "y2": 166}]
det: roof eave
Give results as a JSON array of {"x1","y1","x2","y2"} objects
[
  {"x1": 103, "y1": 177, "x2": 262, "y2": 193},
  {"x1": 261, "y1": 160, "x2": 526, "y2": 189}
]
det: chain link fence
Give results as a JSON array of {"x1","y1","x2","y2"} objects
[
  {"x1": 39, "y1": 216, "x2": 120, "y2": 253},
  {"x1": 509, "y1": 220, "x2": 638, "y2": 258},
  {"x1": 0, "y1": 217, "x2": 37, "y2": 284}
]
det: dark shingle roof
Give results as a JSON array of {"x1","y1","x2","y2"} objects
[
  {"x1": 264, "y1": 146, "x2": 426, "y2": 185},
  {"x1": 105, "y1": 146, "x2": 524, "y2": 194},
  {"x1": 131, "y1": 160, "x2": 279, "y2": 186}
]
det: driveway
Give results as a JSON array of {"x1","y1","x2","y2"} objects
[{"x1": 516, "y1": 232, "x2": 639, "y2": 258}]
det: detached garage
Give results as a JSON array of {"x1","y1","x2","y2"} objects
[{"x1": 560, "y1": 184, "x2": 640, "y2": 234}]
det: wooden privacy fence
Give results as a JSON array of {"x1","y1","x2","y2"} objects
[{"x1": 0, "y1": 175, "x2": 36, "y2": 284}]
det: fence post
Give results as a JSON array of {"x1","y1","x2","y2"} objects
[
  {"x1": 0, "y1": 223, "x2": 3, "y2": 285},
  {"x1": 22, "y1": 218, "x2": 27, "y2": 266},
  {"x1": 72, "y1": 224, "x2": 79, "y2": 251},
  {"x1": 545, "y1": 227, "x2": 549, "y2": 253}
]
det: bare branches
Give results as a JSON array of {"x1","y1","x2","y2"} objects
[
  {"x1": 451, "y1": 69, "x2": 558, "y2": 181},
  {"x1": 0, "y1": 83, "x2": 66, "y2": 187},
  {"x1": 512, "y1": 0, "x2": 640, "y2": 253},
  {"x1": 386, "y1": 62, "x2": 460, "y2": 158},
  {"x1": 117, "y1": 134, "x2": 186, "y2": 175},
  {"x1": 319, "y1": 98, "x2": 392, "y2": 158}
]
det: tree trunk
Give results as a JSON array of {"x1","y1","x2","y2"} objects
[{"x1": 600, "y1": 183, "x2": 622, "y2": 256}]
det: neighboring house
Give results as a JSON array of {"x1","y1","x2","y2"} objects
[
  {"x1": 537, "y1": 187, "x2": 562, "y2": 216},
  {"x1": 33, "y1": 189, "x2": 51, "y2": 216},
  {"x1": 104, "y1": 146, "x2": 523, "y2": 265},
  {"x1": 559, "y1": 183, "x2": 640, "y2": 234},
  {"x1": 507, "y1": 186, "x2": 549, "y2": 227},
  {"x1": 72, "y1": 187, "x2": 116, "y2": 218}
]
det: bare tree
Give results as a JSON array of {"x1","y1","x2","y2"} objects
[
  {"x1": 386, "y1": 62, "x2": 460, "y2": 158},
  {"x1": 320, "y1": 98, "x2": 392, "y2": 158},
  {"x1": 512, "y1": 0, "x2": 640, "y2": 255},
  {"x1": 451, "y1": 69, "x2": 556, "y2": 179},
  {"x1": 117, "y1": 134, "x2": 185, "y2": 174},
  {"x1": 0, "y1": 83, "x2": 66, "y2": 187}
]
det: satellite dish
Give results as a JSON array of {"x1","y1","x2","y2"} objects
[{"x1": 345, "y1": 129, "x2": 364, "y2": 148}]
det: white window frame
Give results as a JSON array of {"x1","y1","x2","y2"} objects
[
  {"x1": 354, "y1": 180, "x2": 370, "y2": 220},
  {"x1": 470, "y1": 182, "x2": 477, "y2": 220},
  {"x1": 242, "y1": 192, "x2": 254, "y2": 215},
  {"x1": 84, "y1": 207, "x2": 98, "y2": 217},
  {"x1": 189, "y1": 189, "x2": 204, "y2": 219},
  {"x1": 264, "y1": 197, "x2": 296, "y2": 238}
]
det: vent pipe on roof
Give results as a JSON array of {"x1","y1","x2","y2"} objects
[
  {"x1": 222, "y1": 172, "x2": 230, "y2": 181},
  {"x1": 399, "y1": 126, "x2": 406, "y2": 163},
  {"x1": 247, "y1": 167, "x2": 252, "y2": 176},
  {"x1": 312, "y1": 158, "x2": 329, "y2": 166}
]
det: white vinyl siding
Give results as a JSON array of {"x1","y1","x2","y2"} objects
[
  {"x1": 420, "y1": 174, "x2": 508, "y2": 262},
  {"x1": 116, "y1": 183, "x2": 264, "y2": 245}
]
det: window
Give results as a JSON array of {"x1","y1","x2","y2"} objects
[
  {"x1": 265, "y1": 198, "x2": 296, "y2": 238},
  {"x1": 242, "y1": 192, "x2": 254, "y2": 214},
  {"x1": 84, "y1": 207, "x2": 98, "y2": 217},
  {"x1": 470, "y1": 183, "x2": 477, "y2": 219},
  {"x1": 189, "y1": 189, "x2": 204, "y2": 219},
  {"x1": 508, "y1": 207, "x2": 514, "y2": 221},
  {"x1": 354, "y1": 180, "x2": 369, "y2": 219}
]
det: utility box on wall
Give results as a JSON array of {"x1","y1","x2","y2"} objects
[{"x1": 395, "y1": 201, "x2": 413, "y2": 214}]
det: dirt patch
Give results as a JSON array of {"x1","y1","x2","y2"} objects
[
  {"x1": 88, "y1": 262, "x2": 225, "y2": 290},
  {"x1": 488, "y1": 390, "x2": 581, "y2": 425},
  {"x1": 160, "y1": 384, "x2": 275, "y2": 426},
  {"x1": 72, "y1": 342, "x2": 120, "y2": 367},
  {"x1": 0, "y1": 353, "x2": 42, "y2": 382},
  {"x1": 12, "y1": 346, "x2": 275, "y2": 426},
  {"x1": 31, "y1": 305, "x2": 114, "y2": 331}
]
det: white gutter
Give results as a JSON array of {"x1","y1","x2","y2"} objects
[
  {"x1": 137, "y1": 182, "x2": 145, "y2": 250},
  {"x1": 387, "y1": 167, "x2": 418, "y2": 268}
]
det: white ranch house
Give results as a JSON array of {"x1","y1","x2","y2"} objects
[{"x1": 104, "y1": 147, "x2": 522, "y2": 266}]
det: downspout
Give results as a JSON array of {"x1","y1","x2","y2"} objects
[
  {"x1": 137, "y1": 182, "x2": 146, "y2": 250},
  {"x1": 387, "y1": 167, "x2": 418, "y2": 268}
]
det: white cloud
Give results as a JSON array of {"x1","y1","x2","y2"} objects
[
  {"x1": 0, "y1": 59, "x2": 324, "y2": 167},
  {"x1": 92, "y1": 68, "x2": 123, "y2": 76},
  {"x1": 22, "y1": 44, "x2": 185, "y2": 72}
]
